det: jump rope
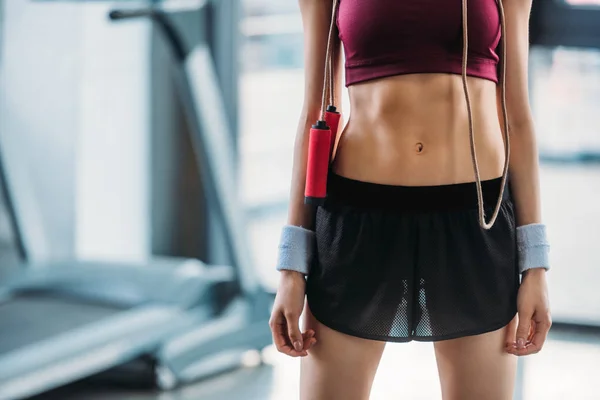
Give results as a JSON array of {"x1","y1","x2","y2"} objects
[{"x1": 303, "y1": 0, "x2": 511, "y2": 230}]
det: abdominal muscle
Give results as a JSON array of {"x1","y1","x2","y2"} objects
[{"x1": 332, "y1": 73, "x2": 506, "y2": 186}]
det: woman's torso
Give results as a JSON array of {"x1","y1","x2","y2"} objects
[{"x1": 332, "y1": 0, "x2": 506, "y2": 186}]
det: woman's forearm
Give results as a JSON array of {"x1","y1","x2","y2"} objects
[
  {"x1": 286, "y1": 108, "x2": 320, "y2": 230},
  {"x1": 508, "y1": 119, "x2": 542, "y2": 227}
]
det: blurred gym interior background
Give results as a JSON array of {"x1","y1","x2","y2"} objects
[{"x1": 0, "y1": 0, "x2": 599, "y2": 399}]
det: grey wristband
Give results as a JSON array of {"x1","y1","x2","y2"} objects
[
  {"x1": 516, "y1": 223, "x2": 550, "y2": 274},
  {"x1": 275, "y1": 225, "x2": 316, "y2": 275}
]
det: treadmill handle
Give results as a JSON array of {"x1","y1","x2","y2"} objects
[
  {"x1": 109, "y1": 0, "x2": 209, "y2": 21},
  {"x1": 109, "y1": 9, "x2": 159, "y2": 21},
  {"x1": 109, "y1": 8, "x2": 187, "y2": 61}
]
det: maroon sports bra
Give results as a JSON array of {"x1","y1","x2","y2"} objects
[{"x1": 336, "y1": 0, "x2": 502, "y2": 86}]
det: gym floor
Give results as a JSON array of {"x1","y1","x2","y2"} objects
[{"x1": 32, "y1": 328, "x2": 600, "y2": 400}]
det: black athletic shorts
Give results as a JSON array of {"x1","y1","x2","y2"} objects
[{"x1": 305, "y1": 172, "x2": 519, "y2": 342}]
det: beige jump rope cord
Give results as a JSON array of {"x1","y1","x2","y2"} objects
[
  {"x1": 462, "y1": 0, "x2": 511, "y2": 229},
  {"x1": 320, "y1": 0, "x2": 511, "y2": 230},
  {"x1": 320, "y1": 0, "x2": 340, "y2": 121}
]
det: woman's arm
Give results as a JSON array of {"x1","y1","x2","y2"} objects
[
  {"x1": 499, "y1": 0, "x2": 541, "y2": 227},
  {"x1": 499, "y1": 0, "x2": 551, "y2": 357},
  {"x1": 288, "y1": 0, "x2": 343, "y2": 229},
  {"x1": 270, "y1": 0, "x2": 343, "y2": 358}
]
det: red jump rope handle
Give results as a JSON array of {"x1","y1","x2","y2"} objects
[
  {"x1": 325, "y1": 105, "x2": 341, "y2": 159},
  {"x1": 304, "y1": 120, "x2": 332, "y2": 206}
]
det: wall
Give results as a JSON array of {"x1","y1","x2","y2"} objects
[
  {"x1": 0, "y1": 0, "x2": 152, "y2": 263},
  {"x1": 76, "y1": 3, "x2": 151, "y2": 261},
  {"x1": 0, "y1": 0, "x2": 81, "y2": 261}
]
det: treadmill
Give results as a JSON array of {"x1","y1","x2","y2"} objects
[
  {"x1": 0, "y1": 3, "x2": 273, "y2": 399},
  {"x1": 107, "y1": 1, "x2": 275, "y2": 389}
]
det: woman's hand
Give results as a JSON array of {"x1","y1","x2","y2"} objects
[
  {"x1": 506, "y1": 268, "x2": 552, "y2": 356},
  {"x1": 269, "y1": 270, "x2": 317, "y2": 357}
]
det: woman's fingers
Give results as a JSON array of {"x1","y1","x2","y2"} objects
[
  {"x1": 303, "y1": 329, "x2": 316, "y2": 340},
  {"x1": 516, "y1": 314, "x2": 551, "y2": 356},
  {"x1": 285, "y1": 310, "x2": 304, "y2": 351},
  {"x1": 270, "y1": 311, "x2": 294, "y2": 355},
  {"x1": 528, "y1": 320, "x2": 536, "y2": 342},
  {"x1": 270, "y1": 311, "x2": 303, "y2": 356},
  {"x1": 270, "y1": 310, "x2": 316, "y2": 357},
  {"x1": 515, "y1": 308, "x2": 533, "y2": 349},
  {"x1": 302, "y1": 330, "x2": 317, "y2": 351},
  {"x1": 505, "y1": 313, "x2": 551, "y2": 356}
]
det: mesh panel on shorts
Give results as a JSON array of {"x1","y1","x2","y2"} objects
[{"x1": 305, "y1": 184, "x2": 519, "y2": 343}]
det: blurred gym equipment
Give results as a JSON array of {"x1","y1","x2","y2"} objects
[
  {"x1": 0, "y1": 2, "x2": 272, "y2": 399},
  {"x1": 530, "y1": 0, "x2": 600, "y2": 49}
]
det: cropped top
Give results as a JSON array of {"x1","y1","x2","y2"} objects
[{"x1": 336, "y1": 0, "x2": 502, "y2": 86}]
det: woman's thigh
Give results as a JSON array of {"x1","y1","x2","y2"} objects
[
  {"x1": 300, "y1": 303, "x2": 386, "y2": 400},
  {"x1": 433, "y1": 317, "x2": 518, "y2": 400}
]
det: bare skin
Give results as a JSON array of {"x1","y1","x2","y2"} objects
[
  {"x1": 269, "y1": 0, "x2": 551, "y2": 399},
  {"x1": 300, "y1": 304, "x2": 386, "y2": 400},
  {"x1": 335, "y1": 73, "x2": 505, "y2": 186},
  {"x1": 434, "y1": 317, "x2": 519, "y2": 400}
]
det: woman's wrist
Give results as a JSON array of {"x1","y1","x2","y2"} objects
[
  {"x1": 280, "y1": 269, "x2": 306, "y2": 280},
  {"x1": 279, "y1": 270, "x2": 307, "y2": 289},
  {"x1": 516, "y1": 223, "x2": 550, "y2": 274},
  {"x1": 275, "y1": 225, "x2": 316, "y2": 276},
  {"x1": 279, "y1": 270, "x2": 307, "y2": 294},
  {"x1": 522, "y1": 267, "x2": 546, "y2": 279}
]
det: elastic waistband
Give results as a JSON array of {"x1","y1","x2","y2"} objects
[{"x1": 325, "y1": 172, "x2": 511, "y2": 212}]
